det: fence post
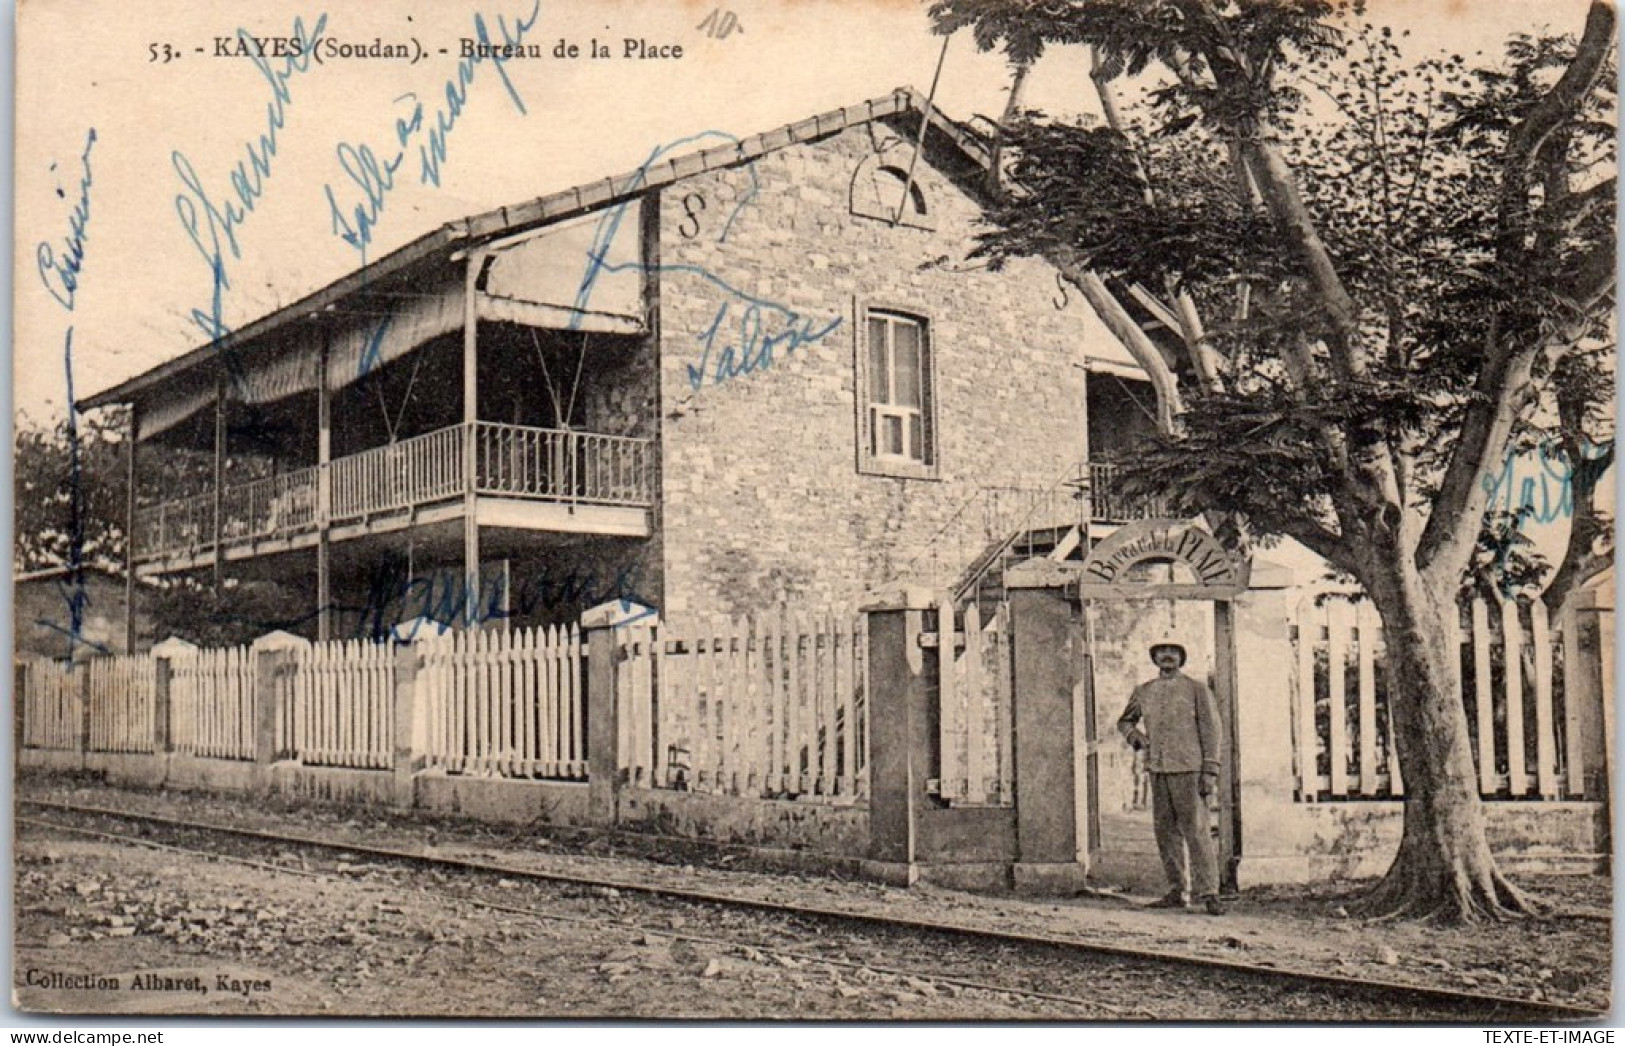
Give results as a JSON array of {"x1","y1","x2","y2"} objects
[
  {"x1": 858, "y1": 585, "x2": 936, "y2": 886},
  {"x1": 150, "y1": 636, "x2": 196, "y2": 759},
  {"x1": 251, "y1": 631, "x2": 308, "y2": 795},
  {"x1": 1573, "y1": 590, "x2": 1613, "y2": 802},
  {"x1": 1226, "y1": 561, "x2": 1295, "y2": 888},
  {"x1": 74, "y1": 650, "x2": 96, "y2": 766},
  {"x1": 1005, "y1": 565, "x2": 1089, "y2": 893},
  {"x1": 14, "y1": 663, "x2": 27, "y2": 760},
  {"x1": 582, "y1": 600, "x2": 654, "y2": 827},
  {"x1": 392, "y1": 643, "x2": 421, "y2": 809}
]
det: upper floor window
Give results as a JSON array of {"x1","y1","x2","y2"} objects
[{"x1": 859, "y1": 308, "x2": 938, "y2": 479}]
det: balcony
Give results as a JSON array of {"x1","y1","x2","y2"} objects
[{"x1": 133, "y1": 422, "x2": 654, "y2": 571}]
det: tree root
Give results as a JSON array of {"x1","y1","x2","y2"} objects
[{"x1": 1354, "y1": 861, "x2": 1548, "y2": 926}]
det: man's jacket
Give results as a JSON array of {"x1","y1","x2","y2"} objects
[{"x1": 1117, "y1": 672, "x2": 1222, "y2": 775}]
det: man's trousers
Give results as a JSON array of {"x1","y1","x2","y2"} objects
[{"x1": 1150, "y1": 771, "x2": 1219, "y2": 898}]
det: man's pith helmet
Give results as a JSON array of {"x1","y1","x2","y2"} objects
[{"x1": 1149, "y1": 641, "x2": 1187, "y2": 666}]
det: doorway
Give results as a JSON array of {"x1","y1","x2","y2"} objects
[{"x1": 1068, "y1": 522, "x2": 1249, "y2": 894}]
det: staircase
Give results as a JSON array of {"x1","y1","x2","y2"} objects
[
  {"x1": 957, "y1": 520, "x2": 1084, "y2": 620},
  {"x1": 896, "y1": 459, "x2": 1164, "y2": 614}
]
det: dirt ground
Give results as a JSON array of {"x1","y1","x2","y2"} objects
[{"x1": 14, "y1": 776, "x2": 1614, "y2": 1016}]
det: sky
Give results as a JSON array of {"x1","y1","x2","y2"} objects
[{"x1": 12, "y1": 0, "x2": 1601, "y2": 421}]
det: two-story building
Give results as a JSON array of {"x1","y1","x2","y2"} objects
[{"x1": 82, "y1": 87, "x2": 1165, "y2": 644}]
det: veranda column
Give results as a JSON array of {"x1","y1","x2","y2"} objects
[
  {"x1": 461, "y1": 254, "x2": 481, "y2": 629},
  {"x1": 124, "y1": 405, "x2": 140, "y2": 653},
  {"x1": 212, "y1": 375, "x2": 226, "y2": 590},
  {"x1": 317, "y1": 323, "x2": 332, "y2": 641}
]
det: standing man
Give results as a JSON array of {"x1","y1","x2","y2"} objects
[{"x1": 1118, "y1": 640, "x2": 1225, "y2": 915}]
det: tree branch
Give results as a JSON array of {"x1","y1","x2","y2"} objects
[
  {"x1": 1496, "y1": 0, "x2": 1617, "y2": 266},
  {"x1": 1068, "y1": 268, "x2": 1184, "y2": 430},
  {"x1": 1269, "y1": 505, "x2": 1354, "y2": 574},
  {"x1": 1416, "y1": 3, "x2": 1616, "y2": 584}
]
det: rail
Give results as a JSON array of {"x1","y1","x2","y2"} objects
[{"x1": 330, "y1": 425, "x2": 467, "y2": 521}]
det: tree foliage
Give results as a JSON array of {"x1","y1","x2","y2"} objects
[
  {"x1": 15, "y1": 409, "x2": 131, "y2": 575},
  {"x1": 933, "y1": 0, "x2": 1616, "y2": 922}
]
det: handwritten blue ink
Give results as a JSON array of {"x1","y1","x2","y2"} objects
[
  {"x1": 572, "y1": 131, "x2": 758, "y2": 325},
  {"x1": 418, "y1": 3, "x2": 540, "y2": 187},
  {"x1": 324, "y1": 2, "x2": 539, "y2": 262},
  {"x1": 687, "y1": 300, "x2": 843, "y2": 391},
  {"x1": 36, "y1": 130, "x2": 97, "y2": 310},
  {"x1": 566, "y1": 131, "x2": 837, "y2": 386},
  {"x1": 357, "y1": 315, "x2": 394, "y2": 377},
  {"x1": 36, "y1": 128, "x2": 101, "y2": 660},
  {"x1": 173, "y1": 14, "x2": 327, "y2": 342},
  {"x1": 1482, "y1": 437, "x2": 1615, "y2": 595},
  {"x1": 356, "y1": 557, "x2": 648, "y2": 641},
  {"x1": 1481, "y1": 438, "x2": 1614, "y2": 526}
]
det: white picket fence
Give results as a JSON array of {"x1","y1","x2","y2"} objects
[
  {"x1": 88, "y1": 655, "x2": 158, "y2": 754},
  {"x1": 281, "y1": 640, "x2": 396, "y2": 769},
  {"x1": 934, "y1": 598, "x2": 1015, "y2": 806},
  {"x1": 617, "y1": 612, "x2": 869, "y2": 801},
  {"x1": 418, "y1": 625, "x2": 587, "y2": 778},
  {"x1": 169, "y1": 645, "x2": 258, "y2": 760},
  {"x1": 1293, "y1": 591, "x2": 1589, "y2": 800},
  {"x1": 20, "y1": 659, "x2": 81, "y2": 751}
]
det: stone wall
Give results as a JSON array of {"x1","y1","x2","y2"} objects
[{"x1": 651, "y1": 122, "x2": 1120, "y2": 614}]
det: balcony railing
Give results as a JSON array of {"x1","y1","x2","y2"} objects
[
  {"x1": 474, "y1": 422, "x2": 652, "y2": 506},
  {"x1": 135, "y1": 422, "x2": 654, "y2": 563},
  {"x1": 1086, "y1": 462, "x2": 1166, "y2": 524},
  {"x1": 222, "y1": 468, "x2": 319, "y2": 541},
  {"x1": 330, "y1": 425, "x2": 466, "y2": 521}
]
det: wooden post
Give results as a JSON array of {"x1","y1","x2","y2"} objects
[
  {"x1": 212, "y1": 376, "x2": 226, "y2": 590},
  {"x1": 582, "y1": 600, "x2": 653, "y2": 826},
  {"x1": 251, "y1": 631, "x2": 308, "y2": 795},
  {"x1": 462, "y1": 255, "x2": 481, "y2": 630},
  {"x1": 859, "y1": 585, "x2": 935, "y2": 886},
  {"x1": 77, "y1": 655, "x2": 93, "y2": 757},
  {"x1": 151, "y1": 636, "x2": 198, "y2": 757},
  {"x1": 317, "y1": 323, "x2": 332, "y2": 642},
  {"x1": 1212, "y1": 600, "x2": 1241, "y2": 890},
  {"x1": 1502, "y1": 598, "x2": 1526, "y2": 795},
  {"x1": 14, "y1": 663, "x2": 27, "y2": 758},
  {"x1": 1573, "y1": 595, "x2": 1612, "y2": 801},
  {"x1": 1005, "y1": 568, "x2": 1089, "y2": 893},
  {"x1": 124, "y1": 406, "x2": 140, "y2": 654},
  {"x1": 392, "y1": 643, "x2": 421, "y2": 809}
]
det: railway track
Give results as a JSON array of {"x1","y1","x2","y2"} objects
[{"x1": 16, "y1": 798, "x2": 1606, "y2": 1021}]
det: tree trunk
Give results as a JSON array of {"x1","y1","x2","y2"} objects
[{"x1": 1359, "y1": 565, "x2": 1542, "y2": 923}]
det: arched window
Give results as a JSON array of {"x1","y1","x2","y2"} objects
[{"x1": 850, "y1": 154, "x2": 935, "y2": 229}]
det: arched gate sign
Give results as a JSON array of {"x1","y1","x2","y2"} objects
[{"x1": 1076, "y1": 519, "x2": 1250, "y2": 600}]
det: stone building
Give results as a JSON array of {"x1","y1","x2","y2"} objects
[{"x1": 82, "y1": 88, "x2": 1160, "y2": 640}]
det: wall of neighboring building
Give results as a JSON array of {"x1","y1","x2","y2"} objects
[
  {"x1": 652, "y1": 123, "x2": 1118, "y2": 615},
  {"x1": 15, "y1": 573, "x2": 149, "y2": 659}
]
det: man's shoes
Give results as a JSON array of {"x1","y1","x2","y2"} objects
[
  {"x1": 1202, "y1": 895, "x2": 1226, "y2": 916},
  {"x1": 1145, "y1": 890, "x2": 1188, "y2": 909}
]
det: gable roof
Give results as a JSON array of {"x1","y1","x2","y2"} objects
[{"x1": 81, "y1": 86, "x2": 991, "y2": 411}]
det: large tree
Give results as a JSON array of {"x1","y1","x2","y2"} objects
[{"x1": 932, "y1": 0, "x2": 1616, "y2": 921}]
